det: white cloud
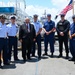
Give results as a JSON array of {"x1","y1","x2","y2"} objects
[
  {"x1": 25, "y1": 0, "x2": 73, "y2": 20},
  {"x1": 25, "y1": 5, "x2": 58, "y2": 19},
  {"x1": 51, "y1": 0, "x2": 71, "y2": 12},
  {"x1": 52, "y1": 0, "x2": 68, "y2": 6},
  {"x1": 0, "y1": 0, "x2": 74, "y2": 21},
  {"x1": 0, "y1": 1, "x2": 58, "y2": 20}
]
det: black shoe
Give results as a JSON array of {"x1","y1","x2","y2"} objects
[
  {"x1": 32, "y1": 54, "x2": 36, "y2": 57},
  {"x1": 23, "y1": 59, "x2": 26, "y2": 63},
  {"x1": 69, "y1": 58, "x2": 75, "y2": 61},
  {"x1": 0, "y1": 65, "x2": 3, "y2": 69},
  {"x1": 43, "y1": 53, "x2": 48, "y2": 56},
  {"x1": 14, "y1": 58, "x2": 19, "y2": 61},
  {"x1": 0, "y1": 65, "x2": 2, "y2": 68},
  {"x1": 4, "y1": 62, "x2": 10, "y2": 65},
  {"x1": 65, "y1": 56, "x2": 69, "y2": 59},
  {"x1": 38, "y1": 56, "x2": 41, "y2": 59},
  {"x1": 0, "y1": 66, "x2": 1, "y2": 68},
  {"x1": 28, "y1": 58, "x2": 32, "y2": 60},
  {"x1": 37, "y1": 56, "x2": 41, "y2": 60},
  {"x1": 8, "y1": 59, "x2": 11, "y2": 62},
  {"x1": 23, "y1": 57, "x2": 26, "y2": 61},
  {"x1": 65, "y1": 54, "x2": 69, "y2": 59},
  {"x1": 50, "y1": 53, "x2": 54, "y2": 58},
  {"x1": 58, "y1": 54, "x2": 62, "y2": 58}
]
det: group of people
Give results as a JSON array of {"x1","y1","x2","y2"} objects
[
  {"x1": 0, "y1": 13, "x2": 75, "y2": 68},
  {"x1": 0, "y1": 15, "x2": 19, "y2": 68}
]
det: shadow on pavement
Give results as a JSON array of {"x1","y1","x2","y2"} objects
[
  {"x1": 1, "y1": 64, "x2": 16, "y2": 69},
  {"x1": 62, "y1": 56, "x2": 71, "y2": 60},
  {"x1": 11, "y1": 60, "x2": 26, "y2": 64},
  {"x1": 27, "y1": 58, "x2": 41, "y2": 63},
  {"x1": 49, "y1": 55, "x2": 59, "y2": 58},
  {"x1": 41, "y1": 56, "x2": 49, "y2": 59}
]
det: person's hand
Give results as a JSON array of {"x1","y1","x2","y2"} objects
[
  {"x1": 46, "y1": 32, "x2": 49, "y2": 35},
  {"x1": 33, "y1": 38, "x2": 36, "y2": 41},
  {"x1": 49, "y1": 28, "x2": 56, "y2": 34},
  {"x1": 19, "y1": 39, "x2": 22, "y2": 43},
  {"x1": 70, "y1": 35, "x2": 72, "y2": 39},
  {"x1": 60, "y1": 32, "x2": 64, "y2": 36},
  {"x1": 36, "y1": 33, "x2": 38, "y2": 37},
  {"x1": 53, "y1": 28, "x2": 56, "y2": 32}
]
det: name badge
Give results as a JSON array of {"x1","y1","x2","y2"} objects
[{"x1": 59, "y1": 23, "x2": 62, "y2": 25}]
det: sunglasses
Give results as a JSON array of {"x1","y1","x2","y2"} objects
[
  {"x1": 72, "y1": 18, "x2": 75, "y2": 19},
  {"x1": 61, "y1": 16, "x2": 65, "y2": 17}
]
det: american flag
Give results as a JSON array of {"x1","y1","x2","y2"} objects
[
  {"x1": 60, "y1": 0, "x2": 73, "y2": 15},
  {"x1": 55, "y1": 0, "x2": 73, "y2": 19}
]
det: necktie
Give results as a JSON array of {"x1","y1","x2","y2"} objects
[
  {"x1": 26, "y1": 24, "x2": 28, "y2": 29},
  {"x1": 27, "y1": 24, "x2": 30, "y2": 32}
]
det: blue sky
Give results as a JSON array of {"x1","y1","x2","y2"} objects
[
  {"x1": 25, "y1": 0, "x2": 53, "y2": 8},
  {"x1": 0, "y1": 0, "x2": 72, "y2": 20},
  {"x1": 1, "y1": 0, "x2": 70, "y2": 9},
  {"x1": 3, "y1": 0, "x2": 53, "y2": 8}
]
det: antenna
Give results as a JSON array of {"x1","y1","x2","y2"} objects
[
  {"x1": 23, "y1": 0, "x2": 26, "y2": 11},
  {"x1": 16, "y1": 0, "x2": 17, "y2": 15}
]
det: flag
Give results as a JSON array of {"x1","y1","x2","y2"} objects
[
  {"x1": 60, "y1": 0, "x2": 73, "y2": 15},
  {"x1": 55, "y1": 0, "x2": 73, "y2": 19}
]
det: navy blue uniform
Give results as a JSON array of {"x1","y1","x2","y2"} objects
[
  {"x1": 43, "y1": 20, "x2": 55, "y2": 54},
  {"x1": 70, "y1": 23, "x2": 75, "y2": 59},
  {"x1": 7, "y1": 23, "x2": 18, "y2": 61},
  {"x1": 0, "y1": 22, "x2": 8, "y2": 65},
  {"x1": 32, "y1": 21, "x2": 42, "y2": 57}
]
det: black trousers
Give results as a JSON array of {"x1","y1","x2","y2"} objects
[
  {"x1": 32, "y1": 34, "x2": 41, "y2": 57},
  {"x1": 8, "y1": 36, "x2": 18, "y2": 60},
  {"x1": 22, "y1": 38, "x2": 32, "y2": 60},
  {"x1": 70, "y1": 39, "x2": 75, "y2": 58},
  {"x1": 0, "y1": 38, "x2": 8, "y2": 65},
  {"x1": 58, "y1": 36, "x2": 69, "y2": 54}
]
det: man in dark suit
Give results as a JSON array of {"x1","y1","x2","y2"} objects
[
  {"x1": 56, "y1": 14, "x2": 70, "y2": 59},
  {"x1": 19, "y1": 17, "x2": 36, "y2": 61}
]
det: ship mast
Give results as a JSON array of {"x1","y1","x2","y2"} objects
[
  {"x1": 16, "y1": 0, "x2": 17, "y2": 15},
  {"x1": 23, "y1": 0, "x2": 26, "y2": 11}
]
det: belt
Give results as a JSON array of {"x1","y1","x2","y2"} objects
[
  {"x1": 8, "y1": 36, "x2": 17, "y2": 38},
  {"x1": 0, "y1": 37, "x2": 7, "y2": 39}
]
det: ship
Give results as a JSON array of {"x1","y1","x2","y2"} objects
[{"x1": 0, "y1": 0, "x2": 29, "y2": 25}]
